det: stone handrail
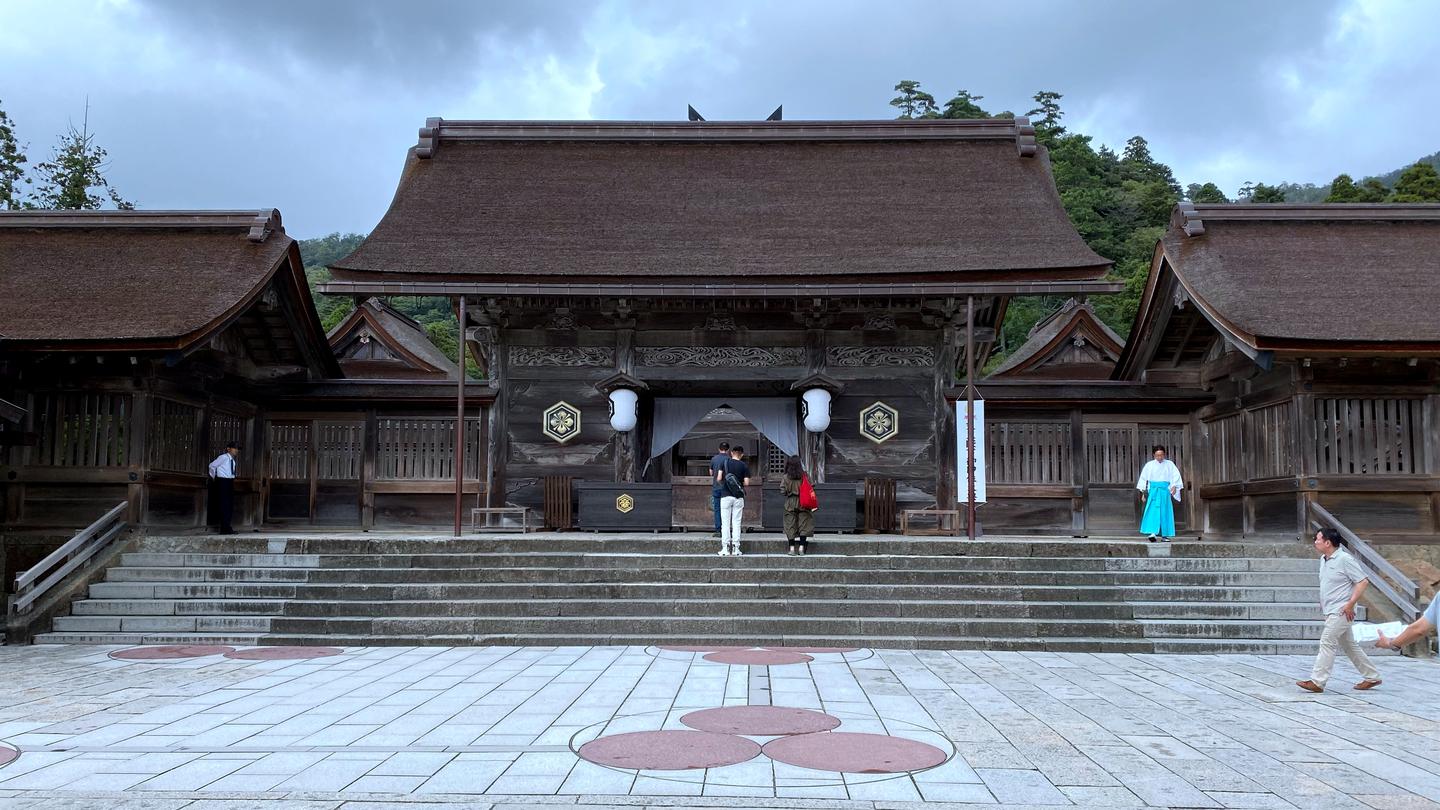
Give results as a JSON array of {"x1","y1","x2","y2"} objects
[{"x1": 9, "y1": 502, "x2": 128, "y2": 615}]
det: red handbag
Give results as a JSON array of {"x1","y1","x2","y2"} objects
[{"x1": 799, "y1": 474, "x2": 819, "y2": 511}]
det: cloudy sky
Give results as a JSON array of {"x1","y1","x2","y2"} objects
[{"x1": 2, "y1": 0, "x2": 1437, "y2": 237}]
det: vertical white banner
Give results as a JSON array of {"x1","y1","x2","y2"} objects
[{"x1": 956, "y1": 399, "x2": 986, "y2": 504}]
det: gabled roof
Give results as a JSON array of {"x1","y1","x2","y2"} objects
[
  {"x1": 989, "y1": 298, "x2": 1124, "y2": 379},
  {"x1": 326, "y1": 118, "x2": 1111, "y2": 292},
  {"x1": 327, "y1": 297, "x2": 457, "y2": 380},
  {"x1": 1116, "y1": 203, "x2": 1440, "y2": 377},
  {"x1": 0, "y1": 210, "x2": 338, "y2": 375}
]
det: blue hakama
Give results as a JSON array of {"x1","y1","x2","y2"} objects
[{"x1": 1140, "y1": 480, "x2": 1175, "y2": 538}]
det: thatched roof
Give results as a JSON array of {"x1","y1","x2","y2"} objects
[
  {"x1": 0, "y1": 211, "x2": 332, "y2": 369},
  {"x1": 990, "y1": 298, "x2": 1124, "y2": 379},
  {"x1": 328, "y1": 298, "x2": 457, "y2": 380},
  {"x1": 1166, "y1": 204, "x2": 1440, "y2": 348},
  {"x1": 328, "y1": 118, "x2": 1110, "y2": 289}
]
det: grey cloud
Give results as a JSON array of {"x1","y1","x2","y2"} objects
[{"x1": 132, "y1": 0, "x2": 603, "y2": 87}]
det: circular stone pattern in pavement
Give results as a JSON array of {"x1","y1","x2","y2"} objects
[
  {"x1": 761, "y1": 646, "x2": 860, "y2": 654},
  {"x1": 224, "y1": 647, "x2": 344, "y2": 661},
  {"x1": 763, "y1": 732, "x2": 948, "y2": 773},
  {"x1": 109, "y1": 645, "x2": 235, "y2": 661},
  {"x1": 578, "y1": 730, "x2": 761, "y2": 770},
  {"x1": 0, "y1": 744, "x2": 17, "y2": 767},
  {"x1": 703, "y1": 649, "x2": 814, "y2": 666},
  {"x1": 681, "y1": 705, "x2": 841, "y2": 736},
  {"x1": 657, "y1": 645, "x2": 751, "y2": 653}
]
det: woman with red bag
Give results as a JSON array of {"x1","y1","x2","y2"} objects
[{"x1": 781, "y1": 455, "x2": 818, "y2": 556}]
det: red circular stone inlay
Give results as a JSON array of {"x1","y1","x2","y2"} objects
[
  {"x1": 681, "y1": 705, "x2": 841, "y2": 736},
  {"x1": 761, "y1": 646, "x2": 860, "y2": 654},
  {"x1": 703, "y1": 649, "x2": 814, "y2": 666},
  {"x1": 223, "y1": 647, "x2": 343, "y2": 660},
  {"x1": 657, "y1": 645, "x2": 751, "y2": 653},
  {"x1": 763, "y1": 732, "x2": 948, "y2": 773},
  {"x1": 0, "y1": 744, "x2": 17, "y2": 767},
  {"x1": 109, "y1": 645, "x2": 235, "y2": 661},
  {"x1": 578, "y1": 730, "x2": 761, "y2": 770}
]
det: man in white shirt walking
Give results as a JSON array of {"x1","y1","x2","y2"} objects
[
  {"x1": 1297, "y1": 528, "x2": 1382, "y2": 692},
  {"x1": 207, "y1": 442, "x2": 240, "y2": 535}
]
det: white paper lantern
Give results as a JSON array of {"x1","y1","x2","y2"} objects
[
  {"x1": 801, "y1": 388, "x2": 832, "y2": 432},
  {"x1": 608, "y1": 388, "x2": 639, "y2": 432}
]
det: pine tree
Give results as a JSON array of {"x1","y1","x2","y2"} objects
[
  {"x1": 1325, "y1": 174, "x2": 1360, "y2": 202},
  {"x1": 889, "y1": 81, "x2": 938, "y2": 119},
  {"x1": 1390, "y1": 162, "x2": 1440, "y2": 202},
  {"x1": 28, "y1": 107, "x2": 133, "y2": 210}
]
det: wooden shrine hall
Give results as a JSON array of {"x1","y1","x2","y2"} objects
[{"x1": 2, "y1": 118, "x2": 1439, "y2": 550}]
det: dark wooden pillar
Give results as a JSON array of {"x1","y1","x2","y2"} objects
[
  {"x1": 1070, "y1": 408, "x2": 1087, "y2": 537},
  {"x1": 453, "y1": 296, "x2": 467, "y2": 537},
  {"x1": 362, "y1": 408, "x2": 377, "y2": 530},
  {"x1": 129, "y1": 389, "x2": 152, "y2": 525},
  {"x1": 934, "y1": 312, "x2": 959, "y2": 518}
]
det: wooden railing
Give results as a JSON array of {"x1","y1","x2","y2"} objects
[
  {"x1": 9, "y1": 502, "x2": 129, "y2": 616},
  {"x1": 1307, "y1": 501, "x2": 1422, "y2": 622}
]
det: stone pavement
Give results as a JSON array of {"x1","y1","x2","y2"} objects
[{"x1": 0, "y1": 643, "x2": 1436, "y2": 809}]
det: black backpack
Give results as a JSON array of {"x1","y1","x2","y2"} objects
[{"x1": 721, "y1": 458, "x2": 745, "y2": 498}]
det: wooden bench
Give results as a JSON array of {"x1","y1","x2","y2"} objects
[
  {"x1": 470, "y1": 506, "x2": 533, "y2": 533},
  {"x1": 900, "y1": 506, "x2": 961, "y2": 536}
]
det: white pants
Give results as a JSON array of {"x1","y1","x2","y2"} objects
[
  {"x1": 720, "y1": 495, "x2": 745, "y2": 548},
  {"x1": 1311, "y1": 612, "x2": 1380, "y2": 687}
]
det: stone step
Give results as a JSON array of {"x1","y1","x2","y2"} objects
[
  {"x1": 67, "y1": 597, "x2": 1338, "y2": 624},
  {"x1": 103, "y1": 564, "x2": 1320, "y2": 588},
  {"x1": 73, "y1": 599, "x2": 291, "y2": 616},
  {"x1": 35, "y1": 630, "x2": 1343, "y2": 656},
  {"x1": 1126, "y1": 601, "x2": 1359, "y2": 621},
  {"x1": 139, "y1": 534, "x2": 1313, "y2": 559},
  {"x1": 117, "y1": 550, "x2": 1317, "y2": 573},
  {"x1": 51, "y1": 615, "x2": 272, "y2": 633},
  {"x1": 258, "y1": 614, "x2": 1251, "y2": 639},
  {"x1": 1139, "y1": 618, "x2": 1326, "y2": 640},
  {"x1": 87, "y1": 579, "x2": 1326, "y2": 604},
  {"x1": 32, "y1": 631, "x2": 264, "y2": 645}
]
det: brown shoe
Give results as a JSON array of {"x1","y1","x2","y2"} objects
[
  {"x1": 1353, "y1": 679, "x2": 1382, "y2": 690},
  {"x1": 1296, "y1": 680, "x2": 1324, "y2": 693}
]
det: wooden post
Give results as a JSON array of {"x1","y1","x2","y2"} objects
[
  {"x1": 1070, "y1": 408, "x2": 1087, "y2": 537},
  {"x1": 129, "y1": 390, "x2": 151, "y2": 525},
  {"x1": 362, "y1": 409, "x2": 376, "y2": 530},
  {"x1": 965, "y1": 296, "x2": 977, "y2": 540},
  {"x1": 454, "y1": 296, "x2": 467, "y2": 537}
]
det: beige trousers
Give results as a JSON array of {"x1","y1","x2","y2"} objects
[{"x1": 1310, "y1": 613, "x2": 1380, "y2": 687}]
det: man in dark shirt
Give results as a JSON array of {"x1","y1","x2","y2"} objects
[
  {"x1": 716, "y1": 446, "x2": 751, "y2": 556},
  {"x1": 709, "y1": 441, "x2": 730, "y2": 537}
]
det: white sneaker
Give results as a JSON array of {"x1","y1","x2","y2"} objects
[
  {"x1": 717, "y1": 548, "x2": 730, "y2": 557},
  {"x1": 732, "y1": 546, "x2": 743, "y2": 556}
]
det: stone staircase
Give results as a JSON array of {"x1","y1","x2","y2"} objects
[{"x1": 35, "y1": 532, "x2": 1354, "y2": 654}]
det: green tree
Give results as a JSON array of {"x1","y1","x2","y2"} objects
[
  {"x1": 1325, "y1": 173, "x2": 1360, "y2": 202},
  {"x1": 1186, "y1": 182, "x2": 1228, "y2": 203},
  {"x1": 1026, "y1": 90, "x2": 1066, "y2": 139},
  {"x1": 1389, "y1": 162, "x2": 1440, "y2": 202},
  {"x1": 940, "y1": 90, "x2": 989, "y2": 119},
  {"x1": 28, "y1": 115, "x2": 133, "y2": 210},
  {"x1": 0, "y1": 100, "x2": 27, "y2": 210},
  {"x1": 889, "y1": 80, "x2": 938, "y2": 119},
  {"x1": 1357, "y1": 178, "x2": 1389, "y2": 202},
  {"x1": 1248, "y1": 182, "x2": 1286, "y2": 203}
]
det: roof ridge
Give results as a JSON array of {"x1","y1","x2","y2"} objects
[
  {"x1": 0, "y1": 209, "x2": 284, "y2": 242},
  {"x1": 1176, "y1": 202, "x2": 1440, "y2": 237},
  {"x1": 416, "y1": 117, "x2": 1038, "y2": 158}
]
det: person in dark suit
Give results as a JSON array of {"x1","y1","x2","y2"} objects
[{"x1": 207, "y1": 442, "x2": 240, "y2": 534}]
